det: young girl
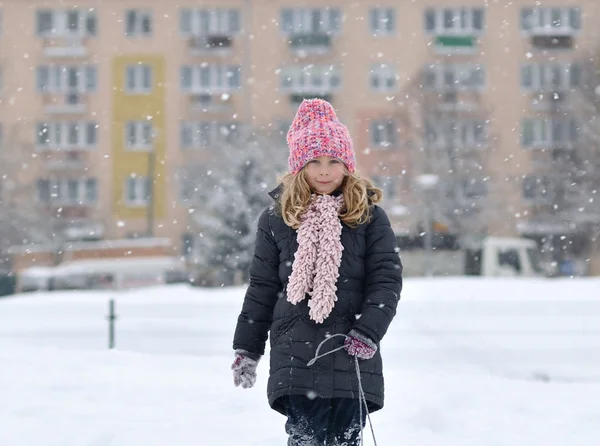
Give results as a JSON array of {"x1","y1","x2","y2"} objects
[{"x1": 232, "y1": 98, "x2": 403, "y2": 445}]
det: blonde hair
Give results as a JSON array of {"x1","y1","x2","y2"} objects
[{"x1": 276, "y1": 168, "x2": 383, "y2": 229}]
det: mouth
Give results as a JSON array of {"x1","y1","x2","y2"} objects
[{"x1": 316, "y1": 180, "x2": 332, "y2": 185}]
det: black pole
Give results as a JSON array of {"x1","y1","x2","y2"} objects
[{"x1": 107, "y1": 299, "x2": 117, "y2": 349}]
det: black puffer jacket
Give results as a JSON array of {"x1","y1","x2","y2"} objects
[{"x1": 233, "y1": 186, "x2": 403, "y2": 415}]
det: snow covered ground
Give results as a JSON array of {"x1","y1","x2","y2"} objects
[{"x1": 0, "y1": 278, "x2": 599, "y2": 446}]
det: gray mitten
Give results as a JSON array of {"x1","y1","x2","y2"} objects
[{"x1": 231, "y1": 349, "x2": 261, "y2": 389}]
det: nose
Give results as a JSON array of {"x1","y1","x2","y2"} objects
[{"x1": 319, "y1": 164, "x2": 329, "y2": 176}]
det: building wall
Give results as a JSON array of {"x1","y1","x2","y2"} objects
[{"x1": 1, "y1": 0, "x2": 599, "y2": 266}]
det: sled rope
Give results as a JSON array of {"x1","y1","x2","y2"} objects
[{"x1": 307, "y1": 334, "x2": 378, "y2": 446}]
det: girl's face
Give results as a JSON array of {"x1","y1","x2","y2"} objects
[{"x1": 303, "y1": 155, "x2": 347, "y2": 195}]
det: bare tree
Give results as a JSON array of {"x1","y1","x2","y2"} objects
[
  {"x1": 177, "y1": 124, "x2": 287, "y2": 284},
  {"x1": 522, "y1": 52, "x2": 600, "y2": 269},
  {"x1": 398, "y1": 63, "x2": 496, "y2": 244},
  {"x1": 0, "y1": 123, "x2": 54, "y2": 269}
]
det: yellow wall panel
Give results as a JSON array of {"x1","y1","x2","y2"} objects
[{"x1": 112, "y1": 55, "x2": 166, "y2": 223}]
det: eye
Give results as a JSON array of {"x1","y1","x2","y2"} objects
[{"x1": 329, "y1": 159, "x2": 341, "y2": 164}]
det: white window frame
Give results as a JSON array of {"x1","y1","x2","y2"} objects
[
  {"x1": 520, "y1": 62, "x2": 581, "y2": 91},
  {"x1": 180, "y1": 8, "x2": 241, "y2": 36},
  {"x1": 424, "y1": 7, "x2": 485, "y2": 35},
  {"x1": 461, "y1": 177, "x2": 488, "y2": 199},
  {"x1": 125, "y1": 9, "x2": 152, "y2": 37},
  {"x1": 369, "y1": 7, "x2": 395, "y2": 35},
  {"x1": 371, "y1": 174, "x2": 397, "y2": 199},
  {"x1": 36, "y1": 8, "x2": 97, "y2": 38},
  {"x1": 522, "y1": 175, "x2": 554, "y2": 202},
  {"x1": 370, "y1": 120, "x2": 397, "y2": 148},
  {"x1": 125, "y1": 121, "x2": 153, "y2": 151},
  {"x1": 178, "y1": 174, "x2": 197, "y2": 203},
  {"x1": 181, "y1": 121, "x2": 240, "y2": 149},
  {"x1": 424, "y1": 118, "x2": 488, "y2": 149},
  {"x1": 180, "y1": 65, "x2": 241, "y2": 93},
  {"x1": 280, "y1": 8, "x2": 342, "y2": 35},
  {"x1": 521, "y1": 118, "x2": 579, "y2": 149},
  {"x1": 36, "y1": 65, "x2": 97, "y2": 93},
  {"x1": 36, "y1": 121, "x2": 98, "y2": 151},
  {"x1": 125, "y1": 175, "x2": 150, "y2": 206},
  {"x1": 125, "y1": 64, "x2": 152, "y2": 94},
  {"x1": 280, "y1": 65, "x2": 342, "y2": 93},
  {"x1": 423, "y1": 63, "x2": 486, "y2": 91},
  {"x1": 36, "y1": 177, "x2": 98, "y2": 205},
  {"x1": 370, "y1": 64, "x2": 397, "y2": 92},
  {"x1": 520, "y1": 7, "x2": 582, "y2": 34}
]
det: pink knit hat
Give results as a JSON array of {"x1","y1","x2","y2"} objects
[{"x1": 287, "y1": 99, "x2": 356, "y2": 175}]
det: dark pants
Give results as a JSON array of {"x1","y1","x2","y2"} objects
[{"x1": 282, "y1": 395, "x2": 366, "y2": 446}]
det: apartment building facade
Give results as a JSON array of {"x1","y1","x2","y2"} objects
[{"x1": 1, "y1": 0, "x2": 599, "y2": 272}]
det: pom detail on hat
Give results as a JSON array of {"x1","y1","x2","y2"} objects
[{"x1": 287, "y1": 99, "x2": 356, "y2": 175}]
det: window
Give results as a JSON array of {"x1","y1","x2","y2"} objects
[
  {"x1": 36, "y1": 177, "x2": 98, "y2": 205},
  {"x1": 181, "y1": 121, "x2": 240, "y2": 149},
  {"x1": 179, "y1": 174, "x2": 196, "y2": 203},
  {"x1": 125, "y1": 9, "x2": 152, "y2": 37},
  {"x1": 180, "y1": 65, "x2": 241, "y2": 92},
  {"x1": 36, "y1": 121, "x2": 98, "y2": 150},
  {"x1": 125, "y1": 175, "x2": 150, "y2": 206},
  {"x1": 125, "y1": 121, "x2": 153, "y2": 150},
  {"x1": 370, "y1": 64, "x2": 397, "y2": 91},
  {"x1": 125, "y1": 64, "x2": 152, "y2": 93},
  {"x1": 370, "y1": 120, "x2": 397, "y2": 148},
  {"x1": 521, "y1": 118, "x2": 578, "y2": 148},
  {"x1": 37, "y1": 65, "x2": 97, "y2": 93},
  {"x1": 85, "y1": 178, "x2": 97, "y2": 203},
  {"x1": 522, "y1": 175, "x2": 553, "y2": 202},
  {"x1": 280, "y1": 65, "x2": 341, "y2": 92},
  {"x1": 370, "y1": 7, "x2": 395, "y2": 35},
  {"x1": 520, "y1": 62, "x2": 580, "y2": 91},
  {"x1": 280, "y1": 8, "x2": 341, "y2": 34},
  {"x1": 372, "y1": 175, "x2": 396, "y2": 199},
  {"x1": 180, "y1": 8, "x2": 241, "y2": 35},
  {"x1": 423, "y1": 64, "x2": 486, "y2": 90},
  {"x1": 498, "y1": 248, "x2": 522, "y2": 273},
  {"x1": 424, "y1": 7, "x2": 485, "y2": 34},
  {"x1": 36, "y1": 9, "x2": 97, "y2": 37},
  {"x1": 521, "y1": 7, "x2": 581, "y2": 32},
  {"x1": 424, "y1": 119, "x2": 487, "y2": 149},
  {"x1": 462, "y1": 177, "x2": 488, "y2": 199}
]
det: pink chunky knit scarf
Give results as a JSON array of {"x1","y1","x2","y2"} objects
[{"x1": 286, "y1": 194, "x2": 345, "y2": 323}]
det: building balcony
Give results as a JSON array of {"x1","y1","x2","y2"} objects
[
  {"x1": 530, "y1": 91, "x2": 570, "y2": 111},
  {"x1": 43, "y1": 93, "x2": 88, "y2": 115},
  {"x1": 432, "y1": 91, "x2": 483, "y2": 112},
  {"x1": 187, "y1": 92, "x2": 235, "y2": 113},
  {"x1": 288, "y1": 92, "x2": 333, "y2": 106},
  {"x1": 42, "y1": 36, "x2": 89, "y2": 58},
  {"x1": 530, "y1": 34, "x2": 574, "y2": 50},
  {"x1": 44, "y1": 150, "x2": 90, "y2": 171},
  {"x1": 288, "y1": 33, "x2": 332, "y2": 57},
  {"x1": 188, "y1": 35, "x2": 233, "y2": 56},
  {"x1": 433, "y1": 35, "x2": 478, "y2": 55}
]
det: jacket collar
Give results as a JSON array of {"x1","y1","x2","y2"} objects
[{"x1": 268, "y1": 183, "x2": 284, "y2": 201}]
